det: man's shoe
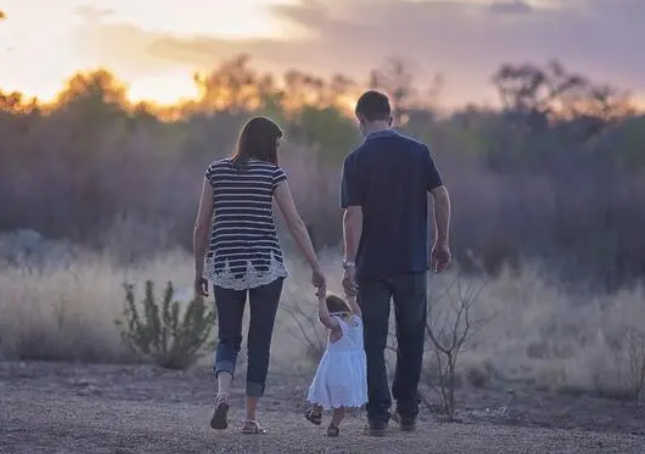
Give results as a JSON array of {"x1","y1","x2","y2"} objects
[
  {"x1": 364, "y1": 420, "x2": 388, "y2": 437},
  {"x1": 399, "y1": 416, "x2": 416, "y2": 432}
]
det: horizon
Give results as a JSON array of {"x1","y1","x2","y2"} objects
[{"x1": 1, "y1": 0, "x2": 645, "y2": 108}]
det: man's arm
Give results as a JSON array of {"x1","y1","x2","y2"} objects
[
  {"x1": 424, "y1": 145, "x2": 449, "y2": 245},
  {"x1": 430, "y1": 186, "x2": 450, "y2": 246},
  {"x1": 340, "y1": 154, "x2": 363, "y2": 293},
  {"x1": 343, "y1": 206, "x2": 363, "y2": 263},
  {"x1": 340, "y1": 154, "x2": 364, "y2": 264},
  {"x1": 425, "y1": 145, "x2": 452, "y2": 271}
]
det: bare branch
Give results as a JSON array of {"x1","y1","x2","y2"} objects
[
  {"x1": 281, "y1": 303, "x2": 325, "y2": 355},
  {"x1": 423, "y1": 274, "x2": 495, "y2": 420}
]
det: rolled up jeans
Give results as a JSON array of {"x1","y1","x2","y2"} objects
[{"x1": 213, "y1": 278, "x2": 284, "y2": 398}]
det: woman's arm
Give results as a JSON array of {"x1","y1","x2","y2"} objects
[
  {"x1": 193, "y1": 178, "x2": 214, "y2": 293},
  {"x1": 274, "y1": 180, "x2": 322, "y2": 273},
  {"x1": 317, "y1": 292, "x2": 340, "y2": 330}
]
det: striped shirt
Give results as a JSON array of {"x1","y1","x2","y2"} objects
[{"x1": 203, "y1": 158, "x2": 288, "y2": 290}]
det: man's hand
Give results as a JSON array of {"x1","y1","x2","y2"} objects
[
  {"x1": 342, "y1": 266, "x2": 358, "y2": 296},
  {"x1": 431, "y1": 242, "x2": 451, "y2": 273}
]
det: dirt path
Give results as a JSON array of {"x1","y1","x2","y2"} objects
[{"x1": 1, "y1": 362, "x2": 643, "y2": 453}]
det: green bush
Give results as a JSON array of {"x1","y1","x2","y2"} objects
[{"x1": 115, "y1": 280, "x2": 217, "y2": 369}]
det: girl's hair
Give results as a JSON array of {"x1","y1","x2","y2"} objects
[
  {"x1": 231, "y1": 116, "x2": 283, "y2": 168},
  {"x1": 326, "y1": 294, "x2": 351, "y2": 314}
]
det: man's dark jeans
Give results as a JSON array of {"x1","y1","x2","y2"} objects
[
  {"x1": 213, "y1": 278, "x2": 284, "y2": 398},
  {"x1": 358, "y1": 272, "x2": 427, "y2": 424}
]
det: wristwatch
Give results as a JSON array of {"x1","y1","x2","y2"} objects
[{"x1": 342, "y1": 260, "x2": 355, "y2": 269}]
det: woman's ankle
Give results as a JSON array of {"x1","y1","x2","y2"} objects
[
  {"x1": 245, "y1": 396, "x2": 259, "y2": 422},
  {"x1": 216, "y1": 393, "x2": 230, "y2": 403},
  {"x1": 217, "y1": 371, "x2": 233, "y2": 397}
]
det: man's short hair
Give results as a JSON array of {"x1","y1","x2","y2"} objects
[{"x1": 355, "y1": 90, "x2": 391, "y2": 122}]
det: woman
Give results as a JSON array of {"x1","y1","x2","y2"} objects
[{"x1": 193, "y1": 116, "x2": 326, "y2": 434}]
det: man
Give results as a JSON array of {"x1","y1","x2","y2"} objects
[{"x1": 341, "y1": 90, "x2": 451, "y2": 436}]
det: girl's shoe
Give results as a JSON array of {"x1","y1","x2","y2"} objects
[
  {"x1": 326, "y1": 423, "x2": 340, "y2": 437},
  {"x1": 305, "y1": 406, "x2": 322, "y2": 426},
  {"x1": 209, "y1": 394, "x2": 230, "y2": 430},
  {"x1": 242, "y1": 420, "x2": 267, "y2": 434}
]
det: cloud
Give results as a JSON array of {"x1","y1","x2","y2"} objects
[
  {"x1": 74, "y1": 5, "x2": 116, "y2": 21},
  {"x1": 72, "y1": 21, "x2": 183, "y2": 76},
  {"x1": 488, "y1": 1, "x2": 535, "y2": 15},
  {"x1": 70, "y1": 0, "x2": 645, "y2": 105}
]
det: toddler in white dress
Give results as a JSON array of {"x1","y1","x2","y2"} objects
[{"x1": 305, "y1": 291, "x2": 367, "y2": 437}]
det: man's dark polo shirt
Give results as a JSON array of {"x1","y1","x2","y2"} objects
[{"x1": 341, "y1": 129, "x2": 444, "y2": 278}]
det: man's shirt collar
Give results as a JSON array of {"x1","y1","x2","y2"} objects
[{"x1": 364, "y1": 129, "x2": 400, "y2": 141}]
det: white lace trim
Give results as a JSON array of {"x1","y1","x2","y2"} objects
[{"x1": 203, "y1": 251, "x2": 288, "y2": 290}]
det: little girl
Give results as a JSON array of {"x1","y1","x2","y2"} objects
[{"x1": 305, "y1": 291, "x2": 367, "y2": 437}]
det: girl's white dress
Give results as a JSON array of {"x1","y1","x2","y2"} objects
[{"x1": 307, "y1": 314, "x2": 368, "y2": 410}]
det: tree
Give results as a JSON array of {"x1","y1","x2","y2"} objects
[
  {"x1": 194, "y1": 54, "x2": 271, "y2": 112},
  {"x1": 282, "y1": 69, "x2": 325, "y2": 111},
  {"x1": 326, "y1": 73, "x2": 358, "y2": 110},
  {"x1": 492, "y1": 60, "x2": 632, "y2": 137},
  {"x1": 58, "y1": 68, "x2": 127, "y2": 104},
  {"x1": 368, "y1": 58, "x2": 417, "y2": 126},
  {"x1": 55, "y1": 68, "x2": 128, "y2": 115}
]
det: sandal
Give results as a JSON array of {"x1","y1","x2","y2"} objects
[
  {"x1": 326, "y1": 423, "x2": 340, "y2": 437},
  {"x1": 242, "y1": 420, "x2": 267, "y2": 435},
  {"x1": 305, "y1": 407, "x2": 322, "y2": 426},
  {"x1": 209, "y1": 394, "x2": 230, "y2": 430}
]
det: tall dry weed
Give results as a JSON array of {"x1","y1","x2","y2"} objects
[{"x1": 1, "y1": 248, "x2": 644, "y2": 402}]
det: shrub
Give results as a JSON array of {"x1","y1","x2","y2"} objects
[
  {"x1": 423, "y1": 276, "x2": 496, "y2": 421},
  {"x1": 281, "y1": 300, "x2": 326, "y2": 365},
  {"x1": 592, "y1": 326, "x2": 645, "y2": 401},
  {"x1": 115, "y1": 280, "x2": 217, "y2": 369}
]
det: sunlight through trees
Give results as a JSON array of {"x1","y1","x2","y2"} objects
[{"x1": 1, "y1": 56, "x2": 644, "y2": 291}]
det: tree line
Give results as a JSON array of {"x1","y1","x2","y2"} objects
[{"x1": 1, "y1": 55, "x2": 644, "y2": 293}]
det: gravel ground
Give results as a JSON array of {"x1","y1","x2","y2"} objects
[{"x1": 1, "y1": 362, "x2": 644, "y2": 454}]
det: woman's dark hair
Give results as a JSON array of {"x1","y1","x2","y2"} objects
[
  {"x1": 231, "y1": 116, "x2": 283, "y2": 167},
  {"x1": 326, "y1": 294, "x2": 351, "y2": 314}
]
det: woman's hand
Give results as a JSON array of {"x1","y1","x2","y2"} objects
[
  {"x1": 194, "y1": 275, "x2": 209, "y2": 298},
  {"x1": 311, "y1": 266, "x2": 326, "y2": 295}
]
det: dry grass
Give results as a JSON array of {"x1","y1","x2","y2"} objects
[{"x1": 1, "y1": 246, "x2": 644, "y2": 400}]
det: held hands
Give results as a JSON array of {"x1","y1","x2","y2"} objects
[
  {"x1": 431, "y1": 241, "x2": 451, "y2": 273},
  {"x1": 312, "y1": 266, "x2": 326, "y2": 296},
  {"x1": 342, "y1": 265, "x2": 358, "y2": 297}
]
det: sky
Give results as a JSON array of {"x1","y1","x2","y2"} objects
[{"x1": 1, "y1": 0, "x2": 644, "y2": 107}]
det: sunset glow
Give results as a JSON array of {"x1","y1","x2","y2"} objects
[
  {"x1": 0, "y1": 0, "x2": 643, "y2": 107},
  {"x1": 0, "y1": 0, "x2": 296, "y2": 103}
]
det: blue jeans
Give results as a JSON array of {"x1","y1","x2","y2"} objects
[
  {"x1": 358, "y1": 272, "x2": 427, "y2": 424},
  {"x1": 213, "y1": 278, "x2": 284, "y2": 398}
]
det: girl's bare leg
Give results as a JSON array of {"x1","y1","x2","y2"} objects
[
  {"x1": 326, "y1": 407, "x2": 345, "y2": 437},
  {"x1": 331, "y1": 406, "x2": 346, "y2": 427}
]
